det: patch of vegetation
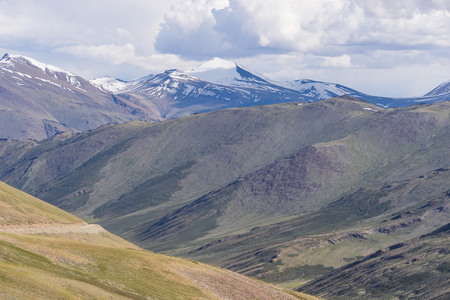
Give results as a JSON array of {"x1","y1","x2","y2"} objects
[
  {"x1": 436, "y1": 261, "x2": 450, "y2": 273},
  {"x1": 343, "y1": 256, "x2": 365, "y2": 262},
  {"x1": 262, "y1": 261, "x2": 335, "y2": 283}
]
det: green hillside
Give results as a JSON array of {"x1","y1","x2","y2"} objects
[
  {"x1": 0, "y1": 97, "x2": 449, "y2": 287},
  {"x1": 0, "y1": 181, "x2": 315, "y2": 299}
]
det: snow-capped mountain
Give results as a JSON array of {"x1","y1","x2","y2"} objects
[
  {"x1": 0, "y1": 54, "x2": 159, "y2": 140},
  {"x1": 87, "y1": 56, "x2": 450, "y2": 119},
  {"x1": 1, "y1": 53, "x2": 93, "y2": 92},
  {"x1": 186, "y1": 58, "x2": 362, "y2": 99},
  {"x1": 102, "y1": 57, "x2": 371, "y2": 119},
  {"x1": 1, "y1": 53, "x2": 450, "y2": 140},
  {"x1": 186, "y1": 57, "x2": 272, "y2": 88}
]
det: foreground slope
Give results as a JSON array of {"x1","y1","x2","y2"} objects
[
  {"x1": 0, "y1": 97, "x2": 449, "y2": 286},
  {"x1": 0, "y1": 181, "x2": 314, "y2": 300}
]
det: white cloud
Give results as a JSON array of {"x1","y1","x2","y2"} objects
[
  {"x1": 155, "y1": 0, "x2": 450, "y2": 58},
  {"x1": 55, "y1": 44, "x2": 138, "y2": 65},
  {"x1": 322, "y1": 55, "x2": 353, "y2": 68}
]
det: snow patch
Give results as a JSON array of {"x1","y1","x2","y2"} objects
[
  {"x1": 1, "y1": 68, "x2": 13, "y2": 73},
  {"x1": 67, "y1": 75, "x2": 81, "y2": 87},
  {"x1": 75, "y1": 86, "x2": 88, "y2": 93},
  {"x1": 35, "y1": 77, "x2": 63, "y2": 89},
  {"x1": 186, "y1": 58, "x2": 241, "y2": 86},
  {"x1": 377, "y1": 103, "x2": 389, "y2": 108},
  {"x1": 90, "y1": 77, "x2": 129, "y2": 93}
]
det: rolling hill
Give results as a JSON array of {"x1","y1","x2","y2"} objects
[
  {"x1": 0, "y1": 96, "x2": 449, "y2": 291},
  {"x1": 0, "y1": 180, "x2": 316, "y2": 299}
]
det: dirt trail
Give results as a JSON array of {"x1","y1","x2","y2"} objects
[{"x1": 0, "y1": 222, "x2": 105, "y2": 235}]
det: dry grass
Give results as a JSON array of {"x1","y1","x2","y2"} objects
[
  {"x1": 0, "y1": 181, "x2": 81, "y2": 226},
  {"x1": 0, "y1": 231, "x2": 318, "y2": 299}
]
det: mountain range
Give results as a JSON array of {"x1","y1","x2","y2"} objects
[
  {"x1": 0, "y1": 95, "x2": 449, "y2": 298},
  {"x1": 2, "y1": 53, "x2": 450, "y2": 140}
]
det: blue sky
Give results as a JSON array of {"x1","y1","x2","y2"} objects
[{"x1": 1, "y1": 0, "x2": 450, "y2": 97}]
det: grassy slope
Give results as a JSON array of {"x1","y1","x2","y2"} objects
[
  {"x1": 0, "y1": 181, "x2": 81, "y2": 226},
  {"x1": 123, "y1": 101, "x2": 450, "y2": 284},
  {"x1": 0, "y1": 181, "x2": 316, "y2": 300}
]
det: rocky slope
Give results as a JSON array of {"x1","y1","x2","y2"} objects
[{"x1": 297, "y1": 222, "x2": 450, "y2": 299}]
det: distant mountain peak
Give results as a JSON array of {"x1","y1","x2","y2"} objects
[
  {"x1": 190, "y1": 57, "x2": 237, "y2": 73},
  {"x1": 185, "y1": 57, "x2": 271, "y2": 87},
  {"x1": 0, "y1": 53, "x2": 75, "y2": 76}
]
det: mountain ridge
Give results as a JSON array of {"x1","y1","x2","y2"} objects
[{"x1": 2, "y1": 53, "x2": 450, "y2": 140}]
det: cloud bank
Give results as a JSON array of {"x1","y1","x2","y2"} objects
[{"x1": 155, "y1": 0, "x2": 450, "y2": 58}]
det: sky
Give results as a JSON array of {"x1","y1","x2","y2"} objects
[{"x1": 1, "y1": 0, "x2": 450, "y2": 97}]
